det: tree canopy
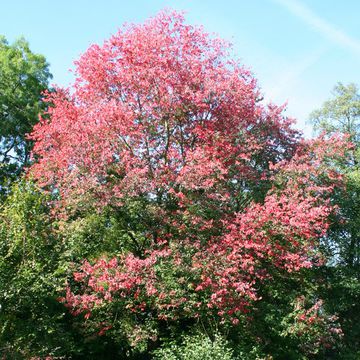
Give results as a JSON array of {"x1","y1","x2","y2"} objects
[
  {"x1": 0, "y1": 36, "x2": 51, "y2": 192},
  {"x1": 25, "y1": 10, "x2": 347, "y2": 358},
  {"x1": 310, "y1": 83, "x2": 360, "y2": 143},
  {"x1": 0, "y1": 10, "x2": 357, "y2": 359},
  {"x1": 309, "y1": 83, "x2": 360, "y2": 357}
]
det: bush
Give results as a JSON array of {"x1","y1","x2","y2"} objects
[{"x1": 153, "y1": 333, "x2": 234, "y2": 360}]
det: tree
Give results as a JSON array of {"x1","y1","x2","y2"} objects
[
  {"x1": 0, "y1": 180, "x2": 70, "y2": 358},
  {"x1": 309, "y1": 83, "x2": 360, "y2": 358},
  {"x1": 29, "y1": 10, "x2": 346, "y2": 358},
  {"x1": 0, "y1": 36, "x2": 52, "y2": 193},
  {"x1": 0, "y1": 180, "x2": 128, "y2": 358},
  {"x1": 310, "y1": 83, "x2": 360, "y2": 268},
  {"x1": 310, "y1": 83, "x2": 360, "y2": 143}
]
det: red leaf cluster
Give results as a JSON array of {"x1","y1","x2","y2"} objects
[{"x1": 30, "y1": 11, "x2": 348, "y2": 328}]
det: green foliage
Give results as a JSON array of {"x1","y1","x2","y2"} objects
[
  {"x1": 153, "y1": 333, "x2": 235, "y2": 360},
  {"x1": 0, "y1": 180, "x2": 112, "y2": 358},
  {"x1": 0, "y1": 36, "x2": 52, "y2": 193},
  {"x1": 309, "y1": 83, "x2": 360, "y2": 358},
  {"x1": 310, "y1": 83, "x2": 360, "y2": 142},
  {"x1": 309, "y1": 82, "x2": 360, "y2": 262},
  {"x1": 0, "y1": 180, "x2": 65, "y2": 357},
  {"x1": 317, "y1": 266, "x2": 360, "y2": 359}
]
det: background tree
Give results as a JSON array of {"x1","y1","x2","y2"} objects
[
  {"x1": 309, "y1": 83, "x2": 360, "y2": 358},
  {"x1": 309, "y1": 83, "x2": 360, "y2": 269},
  {"x1": 0, "y1": 180, "x2": 70, "y2": 358},
  {"x1": 0, "y1": 36, "x2": 52, "y2": 193},
  {"x1": 310, "y1": 83, "x2": 360, "y2": 144},
  {"x1": 0, "y1": 179, "x2": 131, "y2": 358}
]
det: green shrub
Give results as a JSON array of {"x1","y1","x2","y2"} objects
[{"x1": 153, "y1": 333, "x2": 234, "y2": 360}]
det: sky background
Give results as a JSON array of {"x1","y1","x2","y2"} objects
[{"x1": 1, "y1": 0, "x2": 360, "y2": 137}]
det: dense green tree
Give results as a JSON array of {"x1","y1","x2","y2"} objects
[
  {"x1": 0, "y1": 36, "x2": 52, "y2": 193},
  {"x1": 0, "y1": 180, "x2": 132, "y2": 358},
  {"x1": 309, "y1": 83, "x2": 360, "y2": 269},
  {"x1": 0, "y1": 180, "x2": 71, "y2": 358},
  {"x1": 309, "y1": 83, "x2": 360, "y2": 359}
]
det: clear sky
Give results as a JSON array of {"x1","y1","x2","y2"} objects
[{"x1": 1, "y1": 0, "x2": 360, "y2": 136}]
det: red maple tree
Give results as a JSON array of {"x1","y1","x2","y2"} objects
[{"x1": 29, "y1": 10, "x2": 346, "y2": 345}]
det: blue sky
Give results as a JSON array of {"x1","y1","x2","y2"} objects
[{"x1": 2, "y1": 0, "x2": 360, "y2": 136}]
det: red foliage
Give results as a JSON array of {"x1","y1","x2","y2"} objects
[
  {"x1": 30, "y1": 10, "x2": 298, "y2": 210},
  {"x1": 60, "y1": 135, "x2": 347, "y2": 326},
  {"x1": 30, "y1": 10, "x2": 348, "y2": 330}
]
